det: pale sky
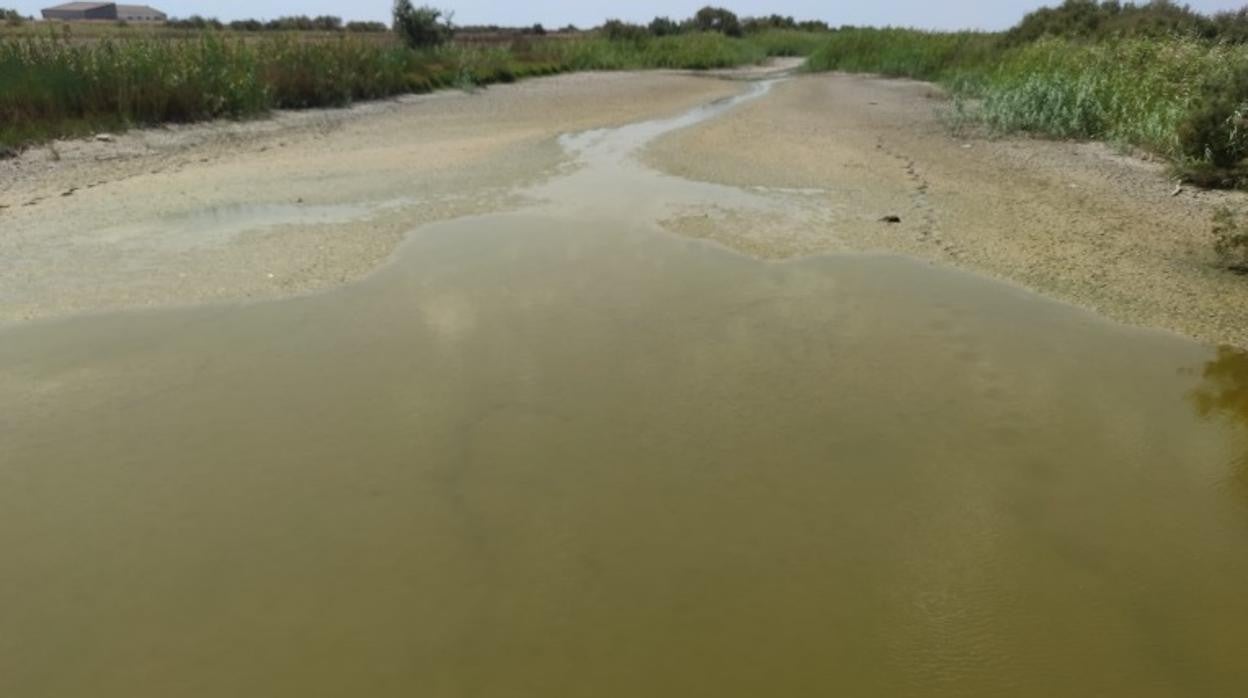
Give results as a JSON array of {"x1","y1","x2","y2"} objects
[{"x1": 10, "y1": 1, "x2": 1248, "y2": 31}]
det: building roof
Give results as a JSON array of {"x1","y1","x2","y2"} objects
[
  {"x1": 116, "y1": 5, "x2": 164, "y2": 15},
  {"x1": 44, "y1": 3, "x2": 115, "y2": 10},
  {"x1": 43, "y1": 3, "x2": 165, "y2": 16}
]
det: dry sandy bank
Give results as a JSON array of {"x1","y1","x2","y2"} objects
[
  {"x1": 0, "y1": 71, "x2": 742, "y2": 324},
  {"x1": 644, "y1": 73, "x2": 1248, "y2": 348},
  {"x1": 4, "y1": 69, "x2": 1246, "y2": 348}
]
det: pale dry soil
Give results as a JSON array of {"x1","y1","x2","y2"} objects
[
  {"x1": 0, "y1": 72, "x2": 741, "y2": 324},
  {"x1": 2, "y1": 69, "x2": 1246, "y2": 347},
  {"x1": 645, "y1": 73, "x2": 1248, "y2": 348}
]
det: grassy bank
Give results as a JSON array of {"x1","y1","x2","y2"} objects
[
  {"x1": 0, "y1": 29, "x2": 808, "y2": 151},
  {"x1": 805, "y1": 26, "x2": 1248, "y2": 188},
  {"x1": 540, "y1": 32, "x2": 768, "y2": 70},
  {"x1": 804, "y1": 28, "x2": 999, "y2": 80}
]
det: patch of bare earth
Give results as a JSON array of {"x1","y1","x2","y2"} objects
[
  {"x1": 644, "y1": 73, "x2": 1248, "y2": 348},
  {"x1": 0, "y1": 71, "x2": 742, "y2": 325}
]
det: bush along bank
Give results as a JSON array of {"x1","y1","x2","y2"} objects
[{"x1": 804, "y1": 22, "x2": 1248, "y2": 190}]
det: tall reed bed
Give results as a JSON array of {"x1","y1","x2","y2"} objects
[
  {"x1": 541, "y1": 33, "x2": 767, "y2": 71},
  {"x1": 0, "y1": 35, "x2": 439, "y2": 145},
  {"x1": 804, "y1": 28, "x2": 999, "y2": 81},
  {"x1": 978, "y1": 38, "x2": 1246, "y2": 155},
  {"x1": 744, "y1": 29, "x2": 829, "y2": 57},
  {"x1": 805, "y1": 28, "x2": 1248, "y2": 185},
  {"x1": 0, "y1": 30, "x2": 810, "y2": 149}
]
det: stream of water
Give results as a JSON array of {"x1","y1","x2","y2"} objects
[{"x1": 2, "y1": 79, "x2": 1247, "y2": 697}]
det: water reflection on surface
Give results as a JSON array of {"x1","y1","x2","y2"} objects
[
  {"x1": 1193, "y1": 346, "x2": 1248, "y2": 424},
  {"x1": 3, "y1": 218, "x2": 1248, "y2": 698},
  {"x1": 3, "y1": 78, "x2": 1248, "y2": 697},
  {"x1": 1192, "y1": 346, "x2": 1248, "y2": 493}
]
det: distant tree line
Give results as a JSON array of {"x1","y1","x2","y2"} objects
[
  {"x1": 453, "y1": 23, "x2": 574, "y2": 36},
  {"x1": 601, "y1": 6, "x2": 830, "y2": 41},
  {"x1": 1, "y1": 7, "x2": 28, "y2": 26},
  {"x1": 1005, "y1": 0, "x2": 1248, "y2": 44},
  {"x1": 163, "y1": 14, "x2": 388, "y2": 32},
  {"x1": 743, "y1": 14, "x2": 832, "y2": 33},
  {"x1": 158, "y1": 5, "x2": 836, "y2": 40}
]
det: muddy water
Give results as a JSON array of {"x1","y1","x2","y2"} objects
[{"x1": 3, "y1": 80, "x2": 1248, "y2": 698}]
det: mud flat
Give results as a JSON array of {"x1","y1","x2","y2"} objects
[
  {"x1": 0, "y1": 72, "x2": 742, "y2": 325},
  {"x1": 644, "y1": 73, "x2": 1248, "y2": 348},
  {"x1": 3, "y1": 67, "x2": 1246, "y2": 348},
  {"x1": 5, "y1": 68, "x2": 1248, "y2": 697}
]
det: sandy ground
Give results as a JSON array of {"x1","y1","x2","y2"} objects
[
  {"x1": 645, "y1": 73, "x2": 1248, "y2": 348},
  {"x1": 0, "y1": 71, "x2": 741, "y2": 324},
  {"x1": 3, "y1": 67, "x2": 1246, "y2": 347}
]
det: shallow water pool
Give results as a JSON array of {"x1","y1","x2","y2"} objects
[{"x1": 2, "y1": 81, "x2": 1247, "y2": 697}]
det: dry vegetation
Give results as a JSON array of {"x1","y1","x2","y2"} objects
[{"x1": 0, "y1": 5, "x2": 822, "y2": 151}]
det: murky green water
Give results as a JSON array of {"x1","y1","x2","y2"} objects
[{"x1": 3, "y1": 82, "x2": 1248, "y2": 697}]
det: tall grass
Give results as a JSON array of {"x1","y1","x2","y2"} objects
[
  {"x1": 547, "y1": 33, "x2": 766, "y2": 70},
  {"x1": 1, "y1": 35, "x2": 266, "y2": 145},
  {"x1": 0, "y1": 34, "x2": 464, "y2": 145},
  {"x1": 746, "y1": 29, "x2": 829, "y2": 57},
  {"x1": 804, "y1": 28, "x2": 999, "y2": 81},
  {"x1": 975, "y1": 38, "x2": 1241, "y2": 155},
  {"x1": 805, "y1": 27, "x2": 1248, "y2": 185},
  {"x1": 0, "y1": 29, "x2": 817, "y2": 149}
]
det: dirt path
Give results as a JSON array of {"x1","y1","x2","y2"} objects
[
  {"x1": 0, "y1": 72, "x2": 743, "y2": 325},
  {"x1": 644, "y1": 73, "x2": 1248, "y2": 348}
]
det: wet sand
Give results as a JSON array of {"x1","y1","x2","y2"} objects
[
  {"x1": 0, "y1": 72, "x2": 742, "y2": 324},
  {"x1": 5, "y1": 69, "x2": 1248, "y2": 697},
  {"x1": 644, "y1": 73, "x2": 1248, "y2": 348},
  {"x1": 3, "y1": 68, "x2": 1246, "y2": 347}
]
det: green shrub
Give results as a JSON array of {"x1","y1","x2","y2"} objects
[
  {"x1": 265, "y1": 15, "x2": 344, "y2": 31},
  {"x1": 549, "y1": 33, "x2": 764, "y2": 70},
  {"x1": 974, "y1": 38, "x2": 1229, "y2": 153},
  {"x1": 648, "y1": 17, "x2": 682, "y2": 37},
  {"x1": 638, "y1": 32, "x2": 763, "y2": 68},
  {"x1": 689, "y1": 6, "x2": 743, "y2": 38},
  {"x1": 2, "y1": 7, "x2": 23, "y2": 26},
  {"x1": 600, "y1": 19, "x2": 648, "y2": 41},
  {"x1": 608, "y1": 9, "x2": 821, "y2": 43},
  {"x1": 1177, "y1": 69, "x2": 1248, "y2": 185},
  {"x1": 392, "y1": 1, "x2": 453, "y2": 49},
  {"x1": 806, "y1": 28, "x2": 1248, "y2": 189},
  {"x1": 1212, "y1": 207, "x2": 1248, "y2": 270},
  {"x1": 346, "y1": 21, "x2": 388, "y2": 33},
  {"x1": 1213, "y1": 9, "x2": 1248, "y2": 43},
  {"x1": 165, "y1": 15, "x2": 223, "y2": 30},
  {"x1": 748, "y1": 29, "x2": 828, "y2": 57},
  {"x1": 804, "y1": 28, "x2": 1000, "y2": 81},
  {"x1": 1003, "y1": 0, "x2": 1223, "y2": 45},
  {"x1": 743, "y1": 14, "x2": 798, "y2": 33}
]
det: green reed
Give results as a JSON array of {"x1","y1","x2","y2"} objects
[
  {"x1": 805, "y1": 27, "x2": 1248, "y2": 186},
  {"x1": 1, "y1": 29, "x2": 819, "y2": 150}
]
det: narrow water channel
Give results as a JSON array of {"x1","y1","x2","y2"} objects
[{"x1": 2, "y1": 79, "x2": 1247, "y2": 697}]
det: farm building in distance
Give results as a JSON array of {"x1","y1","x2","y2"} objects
[{"x1": 42, "y1": 3, "x2": 167, "y2": 22}]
